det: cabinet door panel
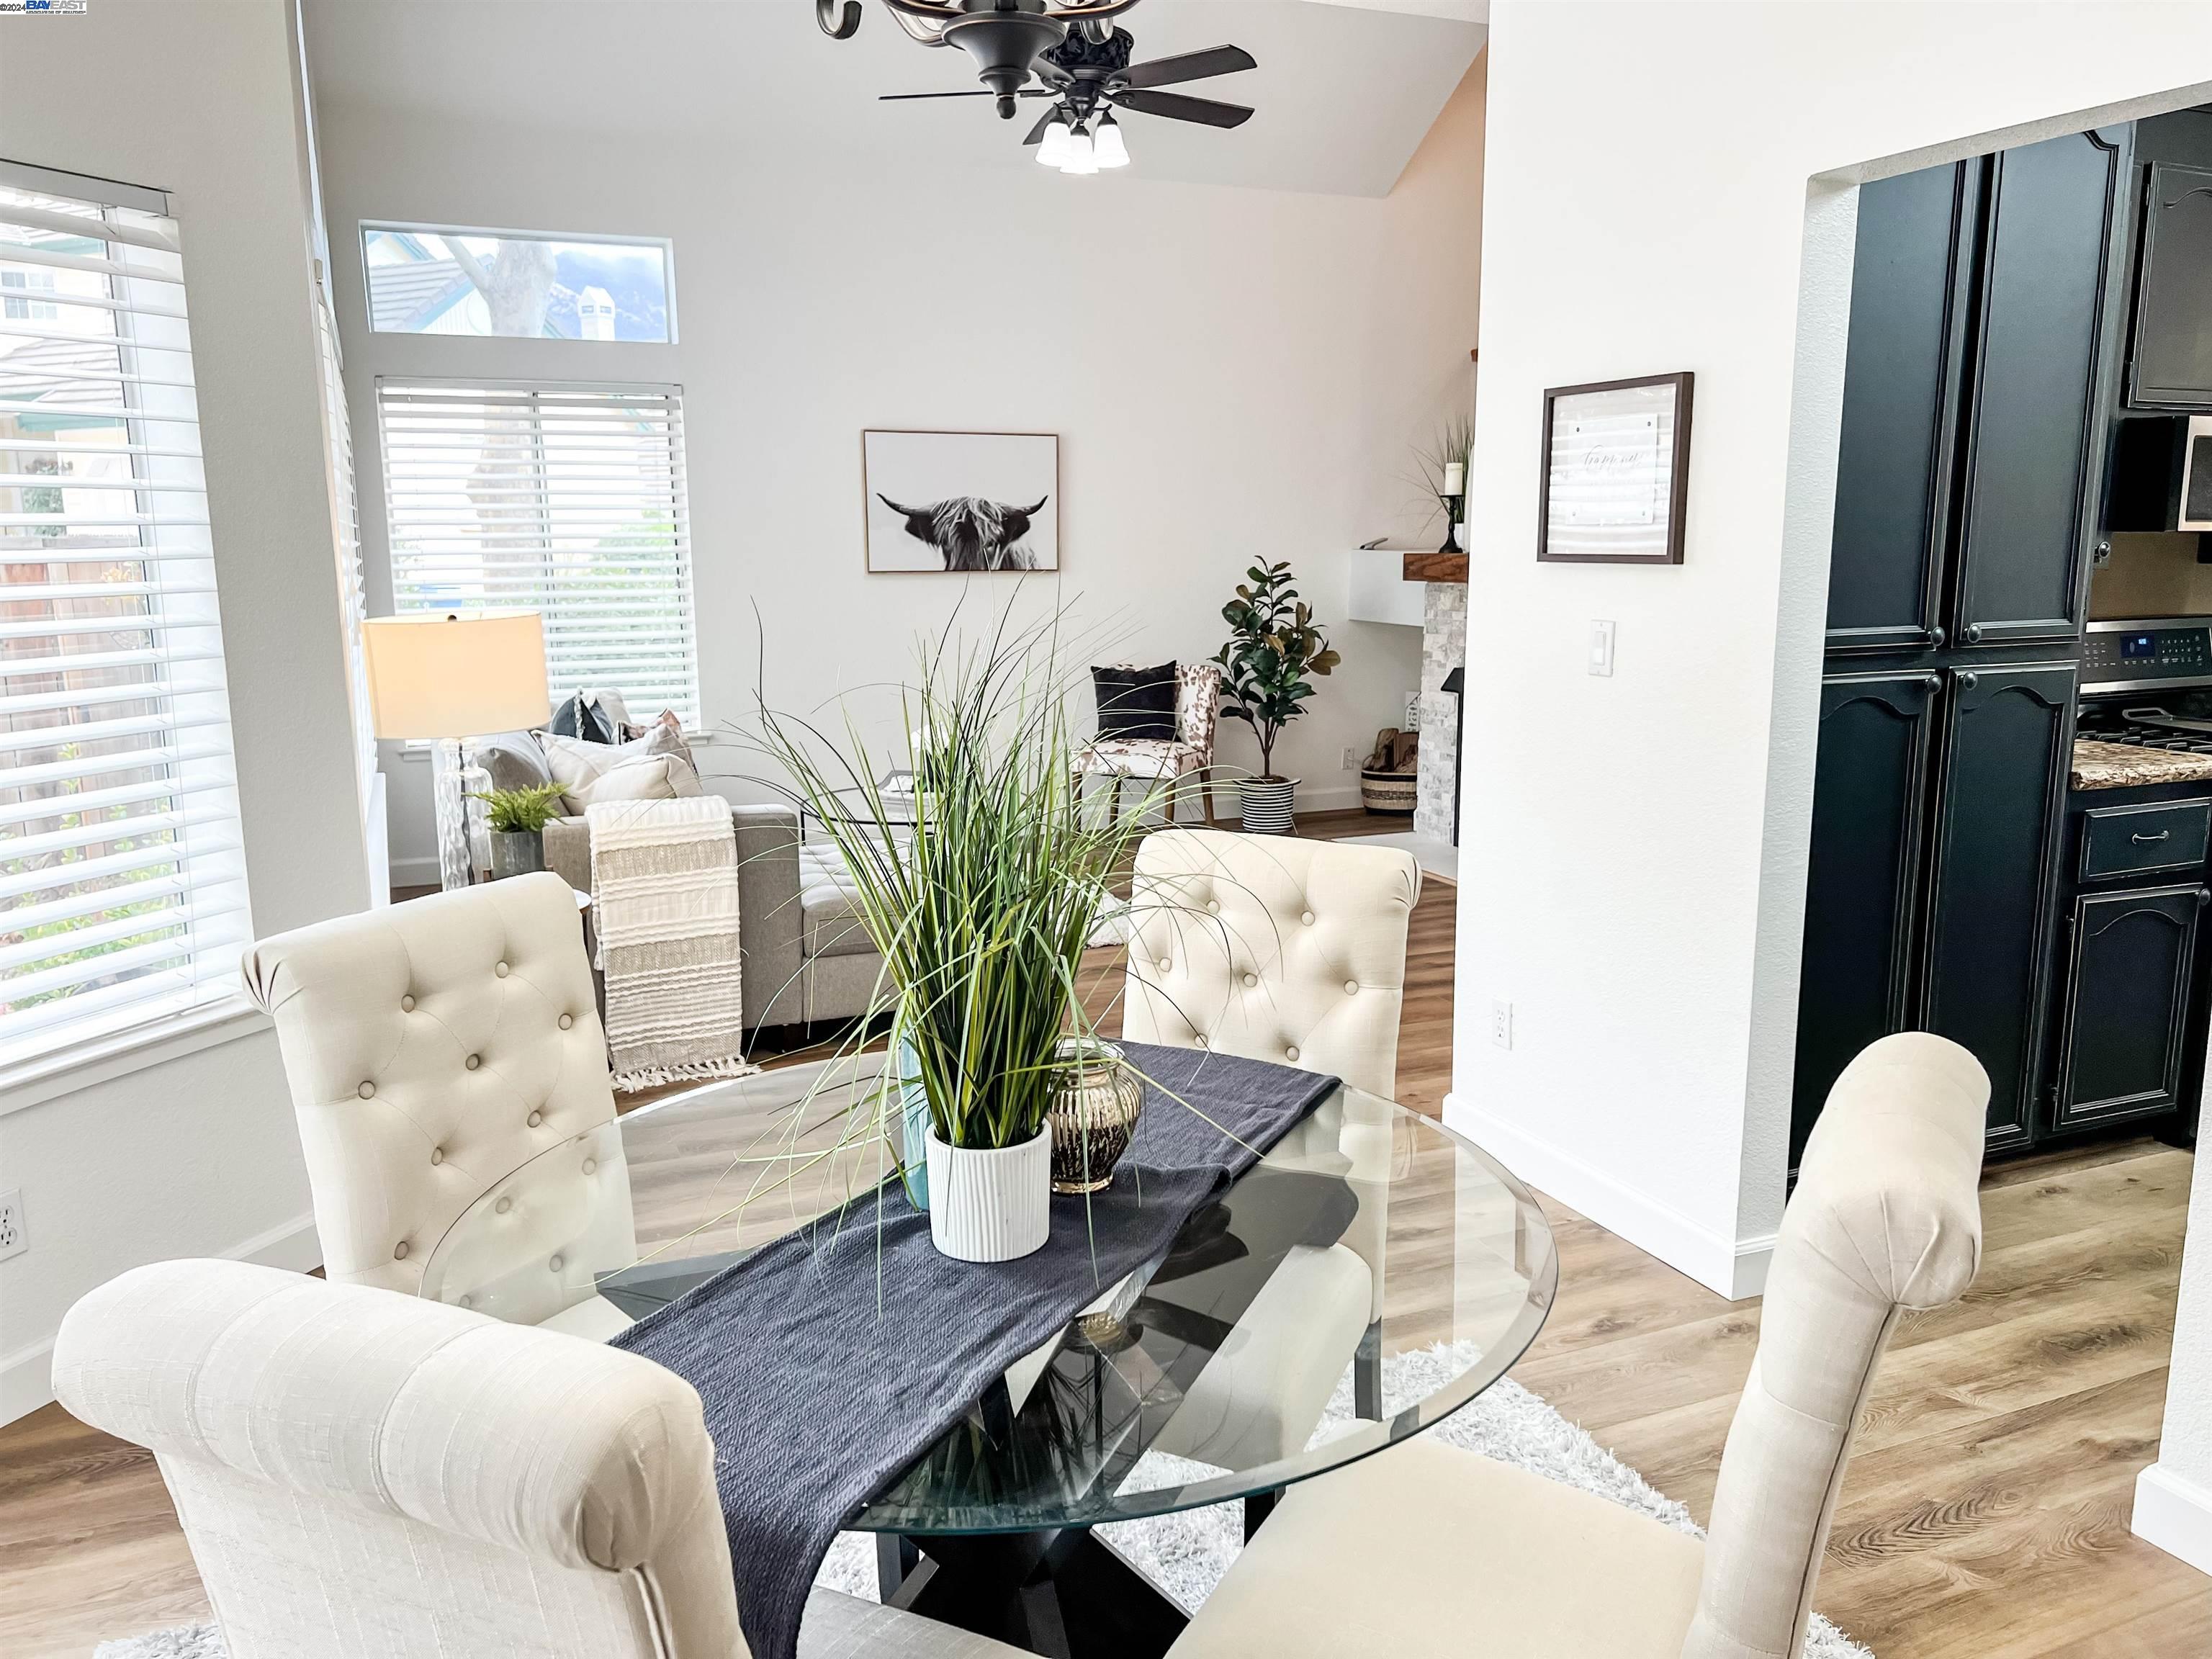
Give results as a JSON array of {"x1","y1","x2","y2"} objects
[
  {"x1": 1827, "y1": 163, "x2": 1974, "y2": 652},
  {"x1": 2129, "y1": 162, "x2": 2212, "y2": 408},
  {"x1": 1791, "y1": 671, "x2": 1941, "y2": 1167},
  {"x1": 1954, "y1": 130, "x2": 2129, "y2": 646},
  {"x1": 2054, "y1": 884, "x2": 2206, "y2": 1128},
  {"x1": 1923, "y1": 664, "x2": 2075, "y2": 1146}
]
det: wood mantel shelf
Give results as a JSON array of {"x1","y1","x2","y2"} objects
[{"x1": 1402, "y1": 551, "x2": 1467, "y2": 583}]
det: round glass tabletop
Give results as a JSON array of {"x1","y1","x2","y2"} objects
[{"x1": 423, "y1": 1051, "x2": 1557, "y2": 1536}]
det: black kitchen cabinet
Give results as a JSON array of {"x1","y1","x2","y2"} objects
[
  {"x1": 2052, "y1": 882, "x2": 2208, "y2": 1128},
  {"x1": 1920, "y1": 664, "x2": 2077, "y2": 1148},
  {"x1": 1953, "y1": 129, "x2": 2132, "y2": 646},
  {"x1": 1790, "y1": 672, "x2": 1941, "y2": 1167},
  {"x1": 2128, "y1": 161, "x2": 2212, "y2": 408},
  {"x1": 1825, "y1": 163, "x2": 1976, "y2": 653}
]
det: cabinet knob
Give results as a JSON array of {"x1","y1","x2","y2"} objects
[
  {"x1": 1964, "y1": 624, "x2": 1984, "y2": 644},
  {"x1": 1930, "y1": 625, "x2": 1947, "y2": 647},
  {"x1": 1923, "y1": 673, "x2": 1943, "y2": 691},
  {"x1": 2198, "y1": 889, "x2": 2210, "y2": 907},
  {"x1": 1957, "y1": 671, "x2": 1979, "y2": 689}
]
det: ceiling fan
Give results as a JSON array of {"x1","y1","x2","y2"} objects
[{"x1": 818, "y1": 0, "x2": 1256, "y2": 175}]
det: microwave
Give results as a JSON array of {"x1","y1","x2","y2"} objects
[{"x1": 2110, "y1": 413, "x2": 2212, "y2": 534}]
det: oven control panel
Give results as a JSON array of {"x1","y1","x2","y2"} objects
[{"x1": 2083, "y1": 621, "x2": 2212, "y2": 691}]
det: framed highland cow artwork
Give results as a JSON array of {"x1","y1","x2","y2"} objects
[{"x1": 863, "y1": 429, "x2": 1060, "y2": 572}]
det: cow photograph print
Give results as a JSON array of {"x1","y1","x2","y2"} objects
[{"x1": 863, "y1": 428, "x2": 1060, "y2": 572}]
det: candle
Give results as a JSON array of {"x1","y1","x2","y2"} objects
[{"x1": 1443, "y1": 460, "x2": 1465, "y2": 495}]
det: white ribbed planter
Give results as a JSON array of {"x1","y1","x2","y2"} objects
[{"x1": 925, "y1": 1128, "x2": 1051, "y2": 1262}]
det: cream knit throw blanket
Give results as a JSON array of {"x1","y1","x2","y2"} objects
[{"x1": 585, "y1": 796, "x2": 759, "y2": 1092}]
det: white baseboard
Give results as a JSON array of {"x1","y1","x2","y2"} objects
[
  {"x1": 0, "y1": 1209, "x2": 321, "y2": 1427},
  {"x1": 2135, "y1": 1462, "x2": 2212, "y2": 1576},
  {"x1": 1444, "y1": 1091, "x2": 1766, "y2": 1300}
]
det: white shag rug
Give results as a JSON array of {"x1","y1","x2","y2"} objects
[{"x1": 94, "y1": 1343, "x2": 1871, "y2": 1659}]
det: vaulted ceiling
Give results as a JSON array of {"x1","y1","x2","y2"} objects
[{"x1": 305, "y1": 0, "x2": 1487, "y2": 199}]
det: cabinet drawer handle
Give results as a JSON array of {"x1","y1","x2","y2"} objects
[{"x1": 2131, "y1": 830, "x2": 2172, "y2": 844}]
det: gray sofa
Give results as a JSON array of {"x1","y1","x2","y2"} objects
[{"x1": 541, "y1": 803, "x2": 885, "y2": 1033}]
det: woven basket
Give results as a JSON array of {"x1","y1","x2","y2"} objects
[{"x1": 1359, "y1": 768, "x2": 1418, "y2": 815}]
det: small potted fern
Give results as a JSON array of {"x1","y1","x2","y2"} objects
[{"x1": 467, "y1": 781, "x2": 568, "y2": 880}]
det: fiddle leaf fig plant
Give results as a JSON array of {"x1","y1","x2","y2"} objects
[{"x1": 1214, "y1": 560, "x2": 1340, "y2": 781}]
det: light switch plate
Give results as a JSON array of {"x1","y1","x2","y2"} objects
[
  {"x1": 1404, "y1": 691, "x2": 1422, "y2": 729},
  {"x1": 1588, "y1": 619, "x2": 1617, "y2": 677},
  {"x1": 0, "y1": 1190, "x2": 24, "y2": 1262}
]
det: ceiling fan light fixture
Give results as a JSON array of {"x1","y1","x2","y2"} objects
[
  {"x1": 1093, "y1": 111, "x2": 1130, "y2": 168},
  {"x1": 1061, "y1": 123, "x2": 1100, "y2": 175},
  {"x1": 1037, "y1": 111, "x2": 1074, "y2": 167}
]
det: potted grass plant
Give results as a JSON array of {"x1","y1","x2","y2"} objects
[
  {"x1": 753, "y1": 613, "x2": 1164, "y2": 1262},
  {"x1": 467, "y1": 781, "x2": 568, "y2": 879},
  {"x1": 1214, "y1": 560, "x2": 1340, "y2": 835}
]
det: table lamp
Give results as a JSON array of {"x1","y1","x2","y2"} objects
[{"x1": 362, "y1": 611, "x2": 551, "y2": 891}]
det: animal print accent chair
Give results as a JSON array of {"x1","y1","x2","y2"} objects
[{"x1": 1076, "y1": 661, "x2": 1223, "y2": 822}]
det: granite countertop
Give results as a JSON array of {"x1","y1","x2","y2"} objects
[{"x1": 2072, "y1": 738, "x2": 2212, "y2": 791}]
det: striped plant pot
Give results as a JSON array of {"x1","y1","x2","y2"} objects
[
  {"x1": 1359, "y1": 768, "x2": 1418, "y2": 816},
  {"x1": 925, "y1": 1127, "x2": 1051, "y2": 1262},
  {"x1": 1236, "y1": 776, "x2": 1300, "y2": 835}
]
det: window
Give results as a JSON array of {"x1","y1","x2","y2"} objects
[
  {"x1": 0, "y1": 163, "x2": 251, "y2": 1073},
  {"x1": 376, "y1": 381, "x2": 701, "y2": 727},
  {"x1": 3, "y1": 269, "x2": 58, "y2": 321},
  {"x1": 361, "y1": 224, "x2": 675, "y2": 343}
]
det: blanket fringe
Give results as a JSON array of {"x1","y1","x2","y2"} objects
[{"x1": 611, "y1": 1055, "x2": 763, "y2": 1093}]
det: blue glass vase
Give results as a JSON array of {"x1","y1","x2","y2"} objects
[{"x1": 896, "y1": 1037, "x2": 931, "y2": 1210}]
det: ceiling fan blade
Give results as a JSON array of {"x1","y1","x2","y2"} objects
[
  {"x1": 1022, "y1": 108, "x2": 1060, "y2": 145},
  {"x1": 878, "y1": 88, "x2": 1056, "y2": 101},
  {"x1": 1109, "y1": 88, "x2": 1254, "y2": 129},
  {"x1": 1114, "y1": 45, "x2": 1256, "y2": 91}
]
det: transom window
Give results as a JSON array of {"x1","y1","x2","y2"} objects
[{"x1": 361, "y1": 223, "x2": 675, "y2": 343}]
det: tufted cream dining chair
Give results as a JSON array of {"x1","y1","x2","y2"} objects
[
  {"x1": 1166, "y1": 1030, "x2": 1991, "y2": 1659},
  {"x1": 1125, "y1": 829, "x2": 1421, "y2": 1459},
  {"x1": 243, "y1": 872, "x2": 635, "y2": 1340},
  {"x1": 54, "y1": 1258, "x2": 1028, "y2": 1659}
]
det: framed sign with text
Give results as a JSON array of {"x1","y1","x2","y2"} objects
[{"x1": 1537, "y1": 372, "x2": 1693, "y2": 565}]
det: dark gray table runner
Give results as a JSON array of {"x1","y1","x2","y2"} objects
[{"x1": 611, "y1": 1041, "x2": 1340, "y2": 1659}]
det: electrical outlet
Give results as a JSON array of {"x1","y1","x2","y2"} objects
[
  {"x1": 1341, "y1": 746, "x2": 1358, "y2": 771},
  {"x1": 1490, "y1": 1001, "x2": 1513, "y2": 1050},
  {"x1": 1403, "y1": 691, "x2": 1421, "y2": 729},
  {"x1": 0, "y1": 1189, "x2": 24, "y2": 1262}
]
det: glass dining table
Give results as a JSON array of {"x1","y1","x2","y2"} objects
[{"x1": 422, "y1": 1051, "x2": 1557, "y2": 1658}]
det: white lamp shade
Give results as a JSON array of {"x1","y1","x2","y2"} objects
[
  {"x1": 1094, "y1": 115, "x2": 1129, "y2": 168},
  {"x1": 361, "y1": 611, "x2": 551, "y2": 739},
  {"x1": 1062, "y1": 127, "x2": 1099, "y2": 175},
  {"x1": 1038, "y1": 116, "x2": 1074, "y2": 167}
]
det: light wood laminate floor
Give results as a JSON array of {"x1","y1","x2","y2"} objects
[{"x1": 2, "y1": 812, "x2": 2207, "y2": 1657}]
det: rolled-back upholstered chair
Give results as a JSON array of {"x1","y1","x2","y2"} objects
[
  {"x1": 1165, "y1": 1030, "x2": 1992, "y2": 1659},
  {"x1": 53, "y1": 1259, "x2": 1025, "y2": 1659},
  {"x1": 1076, "y1": 660, "x2": 1223, "y2": 824},
  {"x1": 243, "y1": 872, "x2": 635, "y2": 1339},
  {"x1": 1126, "y1": 830, "x2": 1421, "y2": 1462}
]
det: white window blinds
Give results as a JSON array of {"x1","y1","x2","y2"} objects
[
  {"x1": 375, "y1": 382, "x2": 700, "y2": 726},
  {"x1": 0, "y1": 166, "x2": 251, "y2": 1072}
]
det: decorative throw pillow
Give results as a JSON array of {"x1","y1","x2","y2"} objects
[
  {"x1": 472, "y1": 728, "x2": 557, "y2": 793},
  {"x1": 547, "y1": 688, "x2": 634, "y2": 745},
  {"x1": 559, "y1": 753, "x2": 698, "y2": 808},
  {"x1": 618, "y1": 709, "x2": 698, "y2": 778},
  {"x1": 539, "y1": 725, "x2": 703, "y2": 814},
  {"x1": 1092, "y1": 662, "x2": 1179, "y2": 742}
]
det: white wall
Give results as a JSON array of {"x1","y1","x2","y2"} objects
[
  {"x1": 1452, "y1": 1, "x2": 2212, "y2": 1300},
  {"x1": 0, "y1": 0, "x2": 364, "y2": 1421},
  {"x1": 306, "y1": 21, "x2": 1484, "y2": 881}
]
